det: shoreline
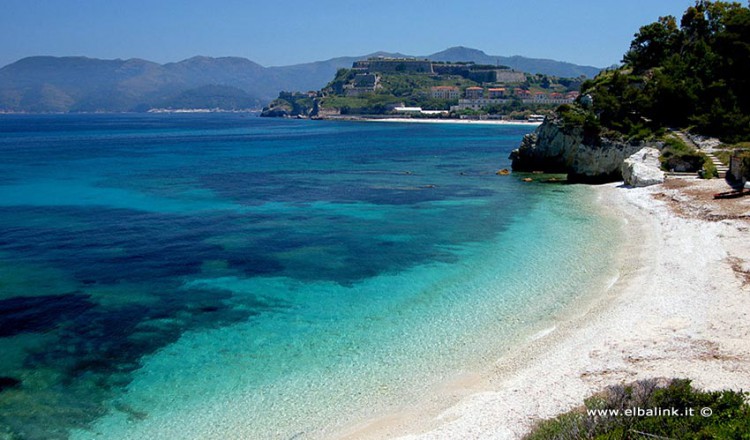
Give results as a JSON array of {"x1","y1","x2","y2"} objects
[
  {"x1": 318, "y1": 116, "x2": 543, "y2": 126},
  {"x1": 334, "y1": 178, "x2": 750, "y2": 439}
]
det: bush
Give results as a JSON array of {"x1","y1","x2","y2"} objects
[
  {"x1": 524, "y1": 378, "x2": 750, "y2": 440},
  {"x1": 556, "y1": 104, "x2": 601, "y2": 143},
  {"x1": 716, "y1": 144, "x2": 750, "y2": 167},
  {"x1": 701, "y1": 157, "x2": 719, "y2": 179},
  {"x1": 662, "y1": 136, "x2": 690, "y2": 152},
  {"x1": 659, "y1": 136, "x2": 705, "y2": 172}
]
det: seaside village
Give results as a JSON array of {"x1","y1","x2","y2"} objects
[{"x1": 333, "y1": 57, "x2": 578, "y2": 118}]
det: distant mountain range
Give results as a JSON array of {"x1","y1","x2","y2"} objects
[{"x1": 0, "y1": 47, "x2": 602, "y2": 113}]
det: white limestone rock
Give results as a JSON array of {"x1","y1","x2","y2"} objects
[
  {"x1": 622, "y1": 147, "x2": 665, "y2": 187},
  {"x1": 510, "y1": 116, "x2": 662, "y2": 182}
]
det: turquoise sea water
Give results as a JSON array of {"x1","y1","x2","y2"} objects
[{"x1": 0, "y1": 114, "x2": 620, "y2": 439}]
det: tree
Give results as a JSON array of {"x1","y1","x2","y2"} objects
[
  {"x1": 593, "y1": 1, "x2": 750, "y2": 141},
  {"x1": 623, "y1": 16, "x2": 680, "y2": 73}
]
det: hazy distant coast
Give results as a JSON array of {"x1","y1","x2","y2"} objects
[{"x1": 0, "y1": 48, "x2": 600, "y2": 114}]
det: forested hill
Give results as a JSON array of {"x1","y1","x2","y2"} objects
[{"x1": 579, "y1": 0, "x2": 750, "y2": 142}]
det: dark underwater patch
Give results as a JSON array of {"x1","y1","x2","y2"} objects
[
  {"x1": 0, "y1": 293, "x2": 94, "y2": 337},
  {"x1": 1, "y1": 283, "x2": 289, "y2": 440},
  {"x1": 0, "y1": 206, "x2": 231, "y2": 284},
  {"x1": 0, "y1": 377, "x2": 21, "y2": 392},
  {"x1": 200, "y1": 169, "x2": 496, "y2": 207}
]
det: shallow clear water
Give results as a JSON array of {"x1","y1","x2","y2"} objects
[{"x1": 0, "y1": 114, "x2": 619, "y2": 439}]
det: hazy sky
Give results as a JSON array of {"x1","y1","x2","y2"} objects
[{"x1": 1, "y1": 0, "x2": 700, "y2": 68}]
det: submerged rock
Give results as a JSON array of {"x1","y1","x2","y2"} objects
[
  {"x1": 622, "y1": 147, "x2": 665, "y2": 187},
  {"x1": 0, "y1": 377, "x2": 21, "y2": 392}
]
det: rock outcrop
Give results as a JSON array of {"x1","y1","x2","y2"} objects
[
  {"x1": 622, "y1": 148, "x2": 665, "y2": 187},
  {"x1": 509, "y1": 115, "x2": 663, "y2": 183},
  {"x1": 260, "y1": 102, "x2": 293, "y2": 118}
]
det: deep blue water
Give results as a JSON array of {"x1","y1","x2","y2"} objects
[{"x1": 0, "y1": 114, "x2": 617, "y2": 439}]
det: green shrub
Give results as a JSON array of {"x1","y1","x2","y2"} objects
[
  {"x1": 714, "y1": 148, "x2": 750, "y2": 165},
  {"x1": 556, "y1": 104, "x2": 601, "y2": 144},
  {"x1": 525, "y1": 378, "x2": 750, "y2": 440},
  {"x1": 701, "y1": 157, "x2": 719, "y2": 179},
  {"x1": 662, "y1": 136, "x2": 690, "y2": 152},
  {"x1": 715, "y1": 150, "x2": 732, "y2": 166},
  {"x1": 659, "y1": 135, "x2": 705, "y2": 172}
]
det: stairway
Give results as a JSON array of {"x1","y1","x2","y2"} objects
[
  {"x1": 704, "y1": 151, "x2": 730, "y2": 178},
  {"x1": 673, "y1": 130, "x2": 728, "y2": 178}
]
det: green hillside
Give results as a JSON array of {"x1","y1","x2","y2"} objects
[
  {"x1": 262, "y1": 59, "x2": 586, "y2": 118},
  {"x1": 568, "y1": 0, "x2": 750, "y2": 142},
  {"x1": 321, "y1": 67, "x2": 479, "y2": 113}
]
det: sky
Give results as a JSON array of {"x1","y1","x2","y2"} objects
[{"x1": 1, "y1": 0, "x2": 701, "y2": 69}]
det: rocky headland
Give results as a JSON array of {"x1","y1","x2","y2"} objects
[{"x1": 509, "y1": 114, "x2": 663, "y2": 183}]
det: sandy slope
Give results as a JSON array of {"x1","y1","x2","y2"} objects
[{"x1": 337, "y1": 178, "x2": 750, "y2": 440}]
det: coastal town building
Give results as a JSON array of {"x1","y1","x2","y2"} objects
[
  {"x1": 431, "y1": 63, "x2": 474, "y2": 76},
  {"x1": 515, "y1": 89, "x2": 532, "y2": 98},
  {"x1": 431, "y1": 86, "x2": 460, "y2": 100},
  {"x1": 465, "y1": 87, "x2": 484, "y2": 99},
  {"x1": 353, "y1": 58, "x2": 526, "y2": 85},
  {"x1": 528, "y1": 114, "x2": 545, "y2": 122},
  {"x1": 393, "y1": 106, "x2": 423, "y2": 114},
  {"x1": 451, "y1": 98, "x2": 509, "y2": 111},
  {"x1": 466, "y1": 68, "x2": 526, "y2": 84},
  {"x1": 344, "y1": 73, "x2": 380, "y2": 97},
  {"x1": 528, "y1": 93, "x2": 576, "y2": 104},
  {"x1": 487, "y1": 88, "x2": 506, "y2": 99},
  {"x1": 393, "y1": 106, "x2": 449, "y2": 116},
  {"x1": 353, "y1": 58, "x2": 433, "y2": 74},
  {"x1": 450, "y1": 90, "x2": 576, "y2": 111},
  {"x1": 493, "y1": 70, "x2": 527, "y2": 83}
]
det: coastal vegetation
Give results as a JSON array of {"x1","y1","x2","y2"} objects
[
  {"x1": 525, "y1": 378, "x2": 750, "y2": 440},
  {"x1": 659, "y1": 135, "x2": 707, "y2": 172},
  {"x1": 575, "y1": 1, "x2": 750, "y2": 143},
  {"x1": 715, "y1": 143, "x2": 750, "y2": 171},
  {"x1": 511, "y1": 0, "x2": 750, "y2": 182}
]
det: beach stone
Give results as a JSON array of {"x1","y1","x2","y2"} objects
[{"x1": 622, "y1": 147, "x2": 665, "y2": 187}]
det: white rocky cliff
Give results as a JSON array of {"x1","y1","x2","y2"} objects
[{"x1": 509, "y1": 115, "x2": 662, "y2": 183}]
